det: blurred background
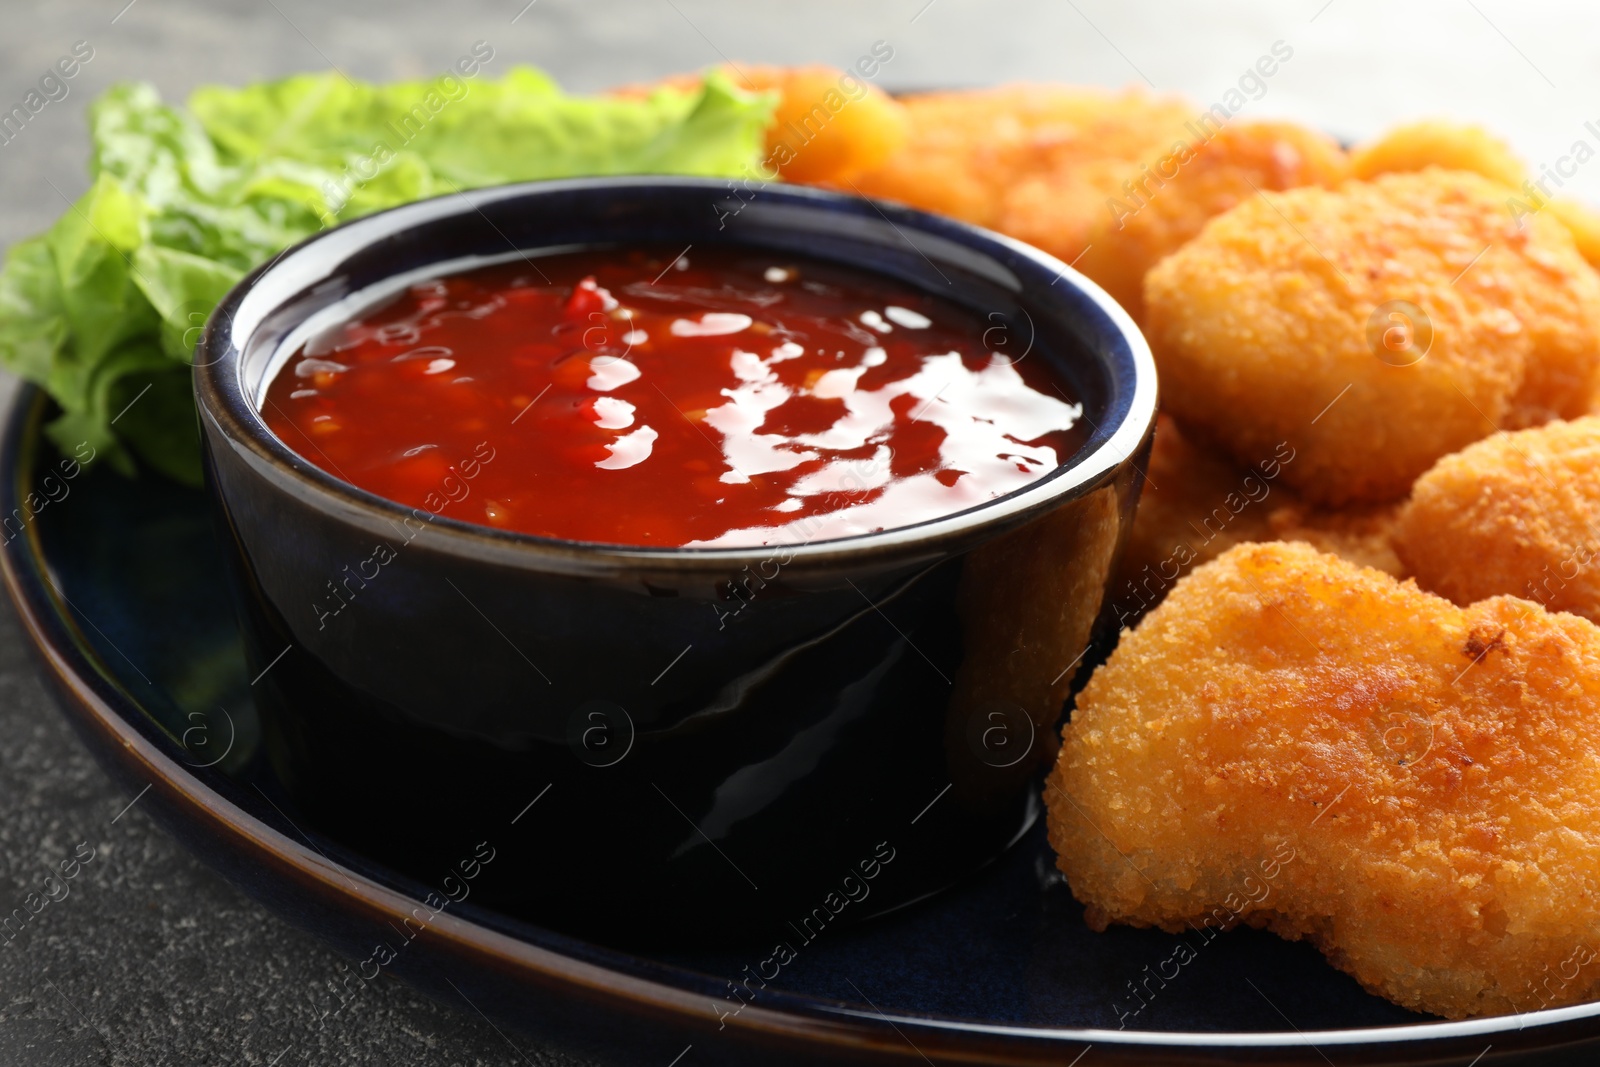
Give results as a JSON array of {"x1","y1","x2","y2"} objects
[
  {"x1": 0, "y1": 1, "x2": 1594, "y2": 1063},
  {"x1": 7, "y1": 0, "x2": 1600, "y2": 253}
]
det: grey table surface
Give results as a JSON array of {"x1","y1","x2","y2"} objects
[{"x1": 1, "y1": 1, "x2": 1597, "y2": 1063}]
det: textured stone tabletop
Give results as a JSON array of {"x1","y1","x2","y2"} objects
[{"x1": 0, "y1": 1, "x2": 1595, "y2": 1063}]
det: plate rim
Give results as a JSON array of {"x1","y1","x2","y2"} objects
[{"x1": 5, "y1": 381, "x2": 1599, "y2": 1066}]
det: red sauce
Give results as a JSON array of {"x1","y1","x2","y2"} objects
[{"x1": 262, "y1": 247, "x2": 1087, "y2": 547}]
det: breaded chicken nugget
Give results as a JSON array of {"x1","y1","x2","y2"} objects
[
  {"x1": 846, "y1": 87, "x2": 1345, "y2": 321},
  {"x1": 1347, "y1": 120, "x2": 1600, "y2": 270},
  {"x1": 1265, "y1": 500, "x2": 1404, "y2": 577},
  {"x1": 1396, "y1": 416, "x2": 1600, "y2": 620},
  {"x1": 612, "y1": 65, "x2": 908, "y2": 185},
  {"x1": 845, "y1": 85, "x2": 1198, "y2": 230},
  {"x1": 1115, "y1": 417, "x2": 1404, "y2": 622},
  {"x1": 1048, "y1": 540, "x2": 1600, "y2": 1019},
  {"x1": 1350, "y1": 120, "x2": 1527, "y2": 188},
  {"x1": 735, "y1": 65, "x2": 909, "y2": 184},
  {"x1": 1113, "y1": 415, "x2": 1282, "y2": 619},
  {"x1": 1001, "y1": 121, "x2": 1347, "y2": 321},
  {"x1": 1144, "y1": 170, "x2": 1600, "y2": 506},
  {"x1": 1548, "y1": 197, "x2": 1600, "y2": 272}
]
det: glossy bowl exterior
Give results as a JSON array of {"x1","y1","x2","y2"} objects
[{"x1": 193, "y1": 177, "x2": 1156, "y2": 946}]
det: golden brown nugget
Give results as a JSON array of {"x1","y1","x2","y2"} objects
[
  {"x1": 1000, "y1": 121, "x2": 1346, "y2": 321},
  {"x1": 1265, "y1": 500, "x2": 1404, "y2": 577},
  {"x1": 1048, "y1": 540, "x2": 1600, "y2": 1019},
  {"x1": 1113, "y1": 415, "x2": 1282, "y2": 619},
  {"x1": 845, "y1": 85, "x2": 1198, "y2": 230},
  {"x1": 1548, "y1": 198, "x2": 1600, "y2": 272},
  {"x1": 845, "y1": 87, "x2": 1344, "y2": 321},
  {"x1": 734, "y1": 64, "x2": 909, "y2": 184},
  {"x1": 1350, "y1": 120, "x2": 1527, "y2": 188},
  {"x1": 1396, "y1": 416, "x2": 1600, "y2": 620},
  {"x1": 612, "y1": 65, "x2": 908, "y2": 185},
  {"x1": 1145, "y1": 170, "x2": 1600, "y2": 506},
  {"x1": 1348, "y1": 120, "x2": 1600, "y2": 269},
  {"x1": 1114, "y1": 417, "x2": 1402, "y2": 622}
]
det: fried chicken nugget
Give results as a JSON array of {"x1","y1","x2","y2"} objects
[
  {"x1": 1000, "y1": 121, "x2": 1347, "y2": 321},
  {"x1": 846, "y1": 85, "x2": 1198, "y2": 230},
  {"x1": 1265, "y1": 499, "x2": 1404, "y2": 577},
  {"x1": 1144, "y1": 170, "x2": 1600, "y2": 506},
  {"x1": 1048, "y1": 540, "x2": 1600, "y2": 1019},
  {"x1": 1549, "y1": 197, "x2": 1600, "y2": 272},
  {"x1": 611, "y1": 65, "x2": 908, "y2": 185},
  {"x1": 1350, "y1": 120, "x2": 1527, "y2": 188},
  {"x1": 1114, "y1": 416, "x2": 1403, "y2": 622},
  {"x1": 1115, "y1": 415, "x2": 1277, "y2": 602},
  {"x1": 735, "y1": 65, "x2": 909, "y2": 184},
  {"x1": 1396, "y1": 416, "x2": 1600, "y2": 621},
  {"x1": 847, "y1": 87, "x2": 1345, "y2": 321},
  {"x1": 1348, "y1": 120, "x2": 1600, "y2": 271}
]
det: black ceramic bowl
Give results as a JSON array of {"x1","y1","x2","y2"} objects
[{"x1": 193, "y1": 177, "x2": 1156, "y2": 948}]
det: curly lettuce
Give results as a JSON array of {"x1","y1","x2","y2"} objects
[{"x1": 0, "y1": 69, "x2": 774, "y2": 484}]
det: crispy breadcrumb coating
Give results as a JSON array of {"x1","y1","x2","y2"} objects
[
  {"x1": 1048, "y1": 540, "x2": 1600, "y2": 1019},
  {"x1": 1000, "y1": 121, "x2": 1347, "y2": 322},
  {"x1": 1144, "y1": 170, "x2": 1600, "y2": 506},
  {"x1": 1265, "y1": 500, "x2": 1404, "y2": 577},
  {"x1": 1350, "y1": 120, "x2": 1527, "y2": 188},
  {"x1": 1347, "y1": 120, "x2": 1600, "y2": 270},
  {"x1": 1116, "y1": 417, "x2": 1403, "y2": 620},
  {"x1": 1396, "y1": 416, "x2": 1600, "y2": 620},
  {"x1": 845, "y1": 87, "x2": 1345, "y2": 321},
  {"x1": 845, "y1": 85, "x2": 1197, "y2": 230},
  {"x1": 1113, "y1": 415, "x2": 1278, "y2": 618}
]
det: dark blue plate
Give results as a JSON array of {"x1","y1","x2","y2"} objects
[{"x1": 5, "y1": 384, "x2": 1597, "y2": 1066}]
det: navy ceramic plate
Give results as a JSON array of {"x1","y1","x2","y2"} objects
[{"x1": 6, "y1": 385, "x2": 1600, "y2": 1066}]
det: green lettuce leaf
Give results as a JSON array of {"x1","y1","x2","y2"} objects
[{"x1": 0, "y1": 68, "x2": 774, "y2": 485}]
